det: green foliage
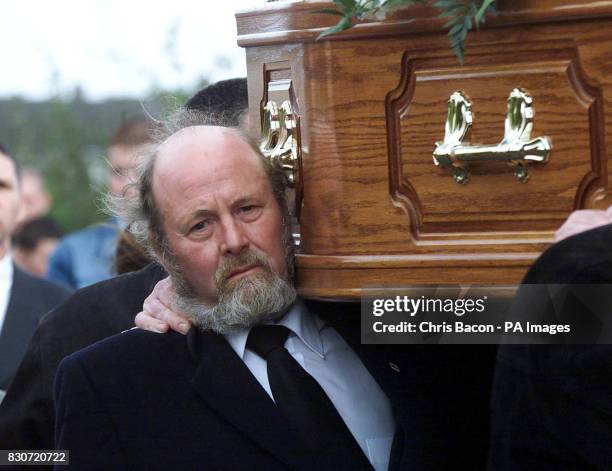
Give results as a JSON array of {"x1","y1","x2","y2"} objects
[
  {"x1": 40, "y1": 98, "x2": 102, "y2": 232},
  {"x1": 317, "y1": 0, "x2": 496, "y2": 63},
  {"x1": 0, "y1": 88, "x2": 196, "y2": 232}
]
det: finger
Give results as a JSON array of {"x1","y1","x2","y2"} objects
[
  {"x1": 146, "y1": 298, "x2": 174, "y2": 322},
  {"x1": 134, "y1": 311, "x2": 169, "y2": 333},
  {"x1": 147, "y1": 298, "x2": 191, "y2": 335},
  {"x1": 142, "y1": 278, "x2": 192, "y2": 334},
  {"x1": 143, "y1": 297, "x2": 164, "y2": 319},
  {"x1": 161, "y1": 305, "x2": 192, "y2": 335}
]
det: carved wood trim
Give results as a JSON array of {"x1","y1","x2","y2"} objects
[
  {"x1": 567, "y1": 53, "x2": 609, "y2": 207},
  {"x1": 295, "y1": 253, "x2": 538, "y2": 300}
]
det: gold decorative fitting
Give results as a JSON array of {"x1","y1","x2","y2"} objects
[
  {"x1": 433, "y1": 88, "x2": 552, "y2": 184},
  {"x1": 260, "y1": 99, "x2": 299, "y2": 187}
]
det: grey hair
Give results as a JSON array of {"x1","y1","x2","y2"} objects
[{"x1": 104, "y1": 108, "x2": 292, "y2": 273}]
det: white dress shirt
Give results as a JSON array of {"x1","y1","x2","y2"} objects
[
  {"x1": 0, "y1": 254, "x2": 14, "y2": 336},
  {"x1": 224, "y1": 300, "x2": 395, "y2": 471}
]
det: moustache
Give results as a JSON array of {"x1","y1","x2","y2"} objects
[{"x1": 214, "y1": 250, "x2": 273, "y2": 291}]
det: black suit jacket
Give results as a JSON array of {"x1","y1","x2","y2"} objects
[
  {"x1": 55, "y1": 300, "x2": 497, "y2": 471},
  {"x1": 0, "y1": 266, "x2": 71, "y2": 391},
  {"x1": 488, "y1": 223, "x2": 612, "y2": 470},
  {"x1": 0, "y1": 262, "x2": 166, "y2": 453}
]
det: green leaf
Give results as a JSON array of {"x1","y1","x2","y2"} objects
[
  {"x1": 317, "y1": 16, "x2": 352, "y2": 40},
  {"x1": 469, "y1": 1, "x2": 479, "y2": 16},
  {"x1": 450, "y1": 34, "x2": 464, "y2": 46},
  {"x1": 382, "y1": 0, "x2": 417, "y2": 8},
  {"x1": 475, "y1": 0, "x2": 495, "y2": 24},
  {"x1": 464, "y1": 15, "x2": 472, "y2": 31},
  {"x1": 436, "y1": 2, "x2": 465, "y2": 23},
  {"x1": 448, "y1": 22, "x2": 464, "y2": 36},
  {"x1": 335, "y1": 0, "x2": 358, "y2": 11},
  {"x1": 433, "y1": 1, "x2": 452, "y2": 9},
  {"x1": 313, "y1": 8, "x2": 346, "y2": 17},
  {"x1": 443, "y1": 17, "x2": 458, "y2": 28},
  {"x1": 433, "y1": 0, "x2": 453, "y2": 6},
  {"x1": 454, "y1": 49, "x2": 465, "y2": 64},
  {"x1": 439, "y1": 5, "x2": 464, "y2": 19},
  {"x1": 313, "y1": 0, "x2": 496, "y2": 63}
]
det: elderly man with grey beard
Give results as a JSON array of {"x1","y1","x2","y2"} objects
[{"x1": 54, "y1": 111, "x2": 495, "y2": 471}]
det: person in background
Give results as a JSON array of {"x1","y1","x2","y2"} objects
[
  {"x1": 0, "y1": 144, "x2": 71, "y2": 398},
  {"x1": 46, "y1": 118, "x2": 152, "y2": 289},
  {"x1": 12, "y1": 216, "x2": 63, "y2": 277},
  {"x1": 185, "y1": 77, "x2": 249, "y2": 129},
  {"x1": 488, "y1": 211, "x2": 612, "y2": 470},
  {"x1": 18, "y1": 167, "x2": 53, "y2": 225},
  {"x1": 114, "y1": 230, "x2": 151, "y2": 275}
]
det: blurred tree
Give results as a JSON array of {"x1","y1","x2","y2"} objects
[
  {"x1": 40, "y1": 96, "x2": 102, "y2": 231},
  {"x1": 0, "y1": 86, "x2": 195, "y2": 231}
]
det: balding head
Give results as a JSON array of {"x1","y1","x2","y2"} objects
[{"x1": 152, "y1": 126, "x2": 267, "y2": 213}]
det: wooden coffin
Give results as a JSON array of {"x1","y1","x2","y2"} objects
[{"x1": 236, "y1": 0, "x2": 612, "y2": 299}]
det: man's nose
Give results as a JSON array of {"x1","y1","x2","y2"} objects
[{"x1": 218, "y1": 217, "x2": 249, "y2": 254}]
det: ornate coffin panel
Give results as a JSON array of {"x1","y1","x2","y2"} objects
[{"x1": 387, "y1": 41, "x2": 605, "y2": 242}]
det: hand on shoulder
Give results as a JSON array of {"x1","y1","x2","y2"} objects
[
  {"x1": 555, "y1": 207, "x2": 612, "y2": 242},
  {"x1": 135, "y1": 276, "x2": 192, "y2": 335}
]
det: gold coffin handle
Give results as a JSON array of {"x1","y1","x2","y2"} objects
[
  {"x1": 432, "y1": 88, "x2": 552, "y2": 184},
  {"x1": 260, "y1": 99, "x2": 299, "y2": 187}
]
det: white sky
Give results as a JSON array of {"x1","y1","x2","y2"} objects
[{"x1": 0, "y1": 0, "x2": 263, "y2": 101}]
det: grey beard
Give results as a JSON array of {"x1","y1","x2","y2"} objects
[
  {"x1": 175, "y1": 271, "x2": 296, "y2": 334},
  {"x1": 161, "y1": 211, "x2": 296, "y2": 334},
  {"x1": 168, "y1": 247, "x2": 296, "y2": 334}
]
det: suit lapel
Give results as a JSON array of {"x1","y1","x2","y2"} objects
[
  {"x1": 0, "y1": 268, "x2": 40, "y2": 388},
  {"x1": 187, "y1": 329, "x2": 316, "y2": 470}
]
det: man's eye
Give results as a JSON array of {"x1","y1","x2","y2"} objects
[
  {"x1": 192, "y1": 221, "x2": 209, "y2": 232},
  {"x1": 238, "y1": 205, "x2": 262, "y2": 219}
]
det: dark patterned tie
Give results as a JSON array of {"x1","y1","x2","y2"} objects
[{"x1": 246, "y1": 324, "x2": 373, "y2": 470}]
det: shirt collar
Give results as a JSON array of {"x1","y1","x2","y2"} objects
[
  {"x1": 224, "y1": 299, "x2": 326, "y2": 360},
  {"x1": 0, "y1": 253, "x2": 13, "y2": 284}
]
